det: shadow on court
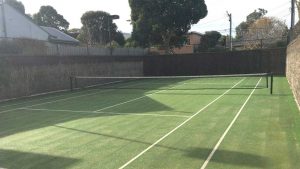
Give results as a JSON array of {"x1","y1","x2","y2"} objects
[
  {"x1": 0, "y1": 149, "x2": 80, "y2": 169},
  {"x1": 0, "y1": 96, "x2": 175, "y2": 138},
  {"x1": 53, "y1": 125, "x2": 269, "y2": 168},
  {"x1": 186, "y1": 147, "x2": 270, "y2": 168}
]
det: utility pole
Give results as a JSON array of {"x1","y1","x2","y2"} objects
[
  {"x1": 227, "y1": 11, "x2": 232, "y2": 51},
  {"x1": 291, "y1": 0, "x2": 296, "y2": 29},
  {"x1": 108, "y1": 15, "x2": 119, "y2": 56}
]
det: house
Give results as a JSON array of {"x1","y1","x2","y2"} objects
[
  {"x1": 150, "y1": 31, "x2": 203, "y2": 55},
  {"x1": 0, "y1": 1, "x2": 79, "y2": 45}
]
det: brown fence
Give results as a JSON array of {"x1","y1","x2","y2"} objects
[
  {"x1": 144, "y1": 48, "x2": 286, "y2": 76},
  {"x1": 0, "y1": 48, "x2": 287, "y2": 101},
  {"x1": 0, "y1": 55, "x2": 143, "y2": 101}
]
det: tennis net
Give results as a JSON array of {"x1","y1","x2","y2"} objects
[{"x1": 70, "y1": 73, "x2": 274, "y2": 94}]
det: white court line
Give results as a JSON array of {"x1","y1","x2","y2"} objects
[
  {"x1": 200, "y1": 78, "x2": 262, "y2": 169},
  {"x1": 19, "y1": 108, "x2": 190, "y2": 118},
  {"x1": 0, "y1": 80, "x2": 124, "y2": 109},
  {"x1": 0, "y1": 82, "x2": 143, "y2": 115},
  {"x1": 118, "y1": 78, "x2": 245, "y2": 169},
  {"x1": 140, "y1": 82, "x2": 233, "y2": 85},
  {"x1": 94, "y1": 83, "x2": 186, "y2": 112},
  {"x1": 1, "y1": 80, "x2": 185, "y2": 115}
]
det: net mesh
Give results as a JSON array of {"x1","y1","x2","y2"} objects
[{"x1": 70, "y1": 73, "x2": 272, "y2": 93}]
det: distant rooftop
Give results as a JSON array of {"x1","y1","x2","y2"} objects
[
  {"x1": 41, "y1": 26, "x2": 80, "y2": 45},
  {"x1": 189, "y1": 31, "x2": 203, "y2": 36}
]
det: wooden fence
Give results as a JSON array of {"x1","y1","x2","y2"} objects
[{"x1": 144, "y1": 48, "x2": 286, "y2": 76}]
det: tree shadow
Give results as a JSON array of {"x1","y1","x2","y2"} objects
[
  {"x1": 0, "y1": 149, "x2": 80, "y2": 169},
  {"x1": 54, "y1": 125, "x2": 270, "y2": 168},
  {"x1": 0, "y1": 77, "x2": 264, "y2": 138},
  {"x1": 53, "y1": 126, "x2": 270, "y2": 168},
  {"x1": 186, "y1": 147, "x2": 270, "y2": 168},
  {"x1": 0, "y1": 96, "x2": 175, "y2": 138}
]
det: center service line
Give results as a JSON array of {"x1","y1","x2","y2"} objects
[
  {"x1": 200, "y1": 78, "x2": 262, "y2": 169},
  {"x1": 118, "y1": 78, "x2": 245, "y2": 169}
]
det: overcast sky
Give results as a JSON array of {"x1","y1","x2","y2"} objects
[{"x1": 19, "y1": 0, "x2": 298, "y2": 35}]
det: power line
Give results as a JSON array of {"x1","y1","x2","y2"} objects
[
  {"x1": 267, "y1": 2, "x2": 290, "y2": 12},
  {"x1": 199, "y1": 16, "x2": 227, "y2": 26}
]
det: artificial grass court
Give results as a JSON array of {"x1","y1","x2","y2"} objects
[{"x1": 0, "y1": 76, "x2": 299, "y2": 169}]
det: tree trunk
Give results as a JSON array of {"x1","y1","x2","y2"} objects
[{"x1": 162, "y1": 31, "x2": 174, "y2": 54}]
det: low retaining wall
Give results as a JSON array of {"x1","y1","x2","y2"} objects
[{"x1": 287, "y1": 39, "x2": 300, "y2": 109}]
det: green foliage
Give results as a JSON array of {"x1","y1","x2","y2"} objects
[
  {"x1": 77, "y1": 27, "x2": 89, "y2": 44},
  {"x1": 113, "y1": 31, "x2": 126, "y2": 47},
  {"x1": 235, "y1": 8, "x2": 268, "y2": 40},
  {"x1": 67, "y1": 28, "x2": 81, "y2": 39},
  {"x1": 124, "y1": 37, "x2": 138, "y2": 47},
  {"x1": 129, "y1": 0, "x2": 207, "y2": 52},
  {"x1": 5, "y1": 0, "x2": 25, "y2": 14},
  {"x1": 80, "y1": 11, "x2": 118, "y2": 46},
  {"x1": 196, "y1": 31, "x2": 222, "y2": 52},
  {"x1": 105, "y1": 41, "x2": 120, "y2": 48},
  {"x1": 235, "y1": 22, "x2": 249, "y2": 40},
  {"x1": 33, "y1": 6, "x2": 70, "y2": 31},
  {"x1": 246, "y1": 8, "x2": 268, "y2": 23}
]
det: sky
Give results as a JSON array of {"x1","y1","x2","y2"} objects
[{"x1": 19, "y1": 0, "x2": 298, "y2": 35}]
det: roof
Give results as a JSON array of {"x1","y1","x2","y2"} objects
[
  {"x1": 41, "y1": 26, "x2": 80, "y2": 45},
  {"x1": 188, "y1": 31, "x2": 203, "y2": 36}
]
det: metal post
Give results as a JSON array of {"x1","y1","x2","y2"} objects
[
  {"x1": 266, "y1": 73, "x2": 269, "y2": 88},
  {"x1": 108, "y1": 18, "x2": 112, "y2": 56},
  {"x1": 270, "y1": 73, "x2": 274, "y2": 95},
  {"x1": 75, "y1": 76, "x2": 78, "y2": 89},
  {"x1": 70, "y1": 76, "x2": 74, "y2": 91}
]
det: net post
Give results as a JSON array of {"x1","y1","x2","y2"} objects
[
  {"x1": 270, "y1": 72, "x2": 274, "y2": 95},
  {"x1": 70, "y1": 76, "x2": 74, "y2": 92},
  {"x1": 266, "y1": 73, "x2": 269, "y2": 88},
  {"x1": 74, "y1": 76, "x2": 78, "y2": 90}
]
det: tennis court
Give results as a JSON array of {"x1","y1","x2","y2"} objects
[{"x1": 0, "y1": 75, "x2": 299, "y2": 169}]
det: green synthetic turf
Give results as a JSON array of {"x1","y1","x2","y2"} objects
[{"x1": 0, "y1": 77, "x2": 299, "y2": 169}]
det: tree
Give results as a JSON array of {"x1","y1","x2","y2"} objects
[
  {"x1": 80, "y1": 11, "x2": 117, "y2": 46},
  {"x1": 197, "y1": 31, "x2": 222, "y2": 52},
  {"x1": 67, "y1": 28, "x2": 81, "y2": 39},
  {"x1": 113, "y1": 31, "x2": 126, "y2": 47},
  {"x1": 5, "y1": 0, "x2": 25, "y2": 14},
  {"x1": 243, "y1": 17, "x2": 288, "y2": 49},
  {"x1": 124, "y1": 37, "x2": 138, "y2": 47},
  {"x1": 235, "y1": 8, "x2": 268, "y2": 40},
  {"x1": 33, "y1": 6, "x2": 70, "y2": 31},
  {"x1": 246, "y1": 8, "x2": 268, "y2": 23},
  {"x1": 129, "y1": 0, "x2": 207, "y2": 53}
]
